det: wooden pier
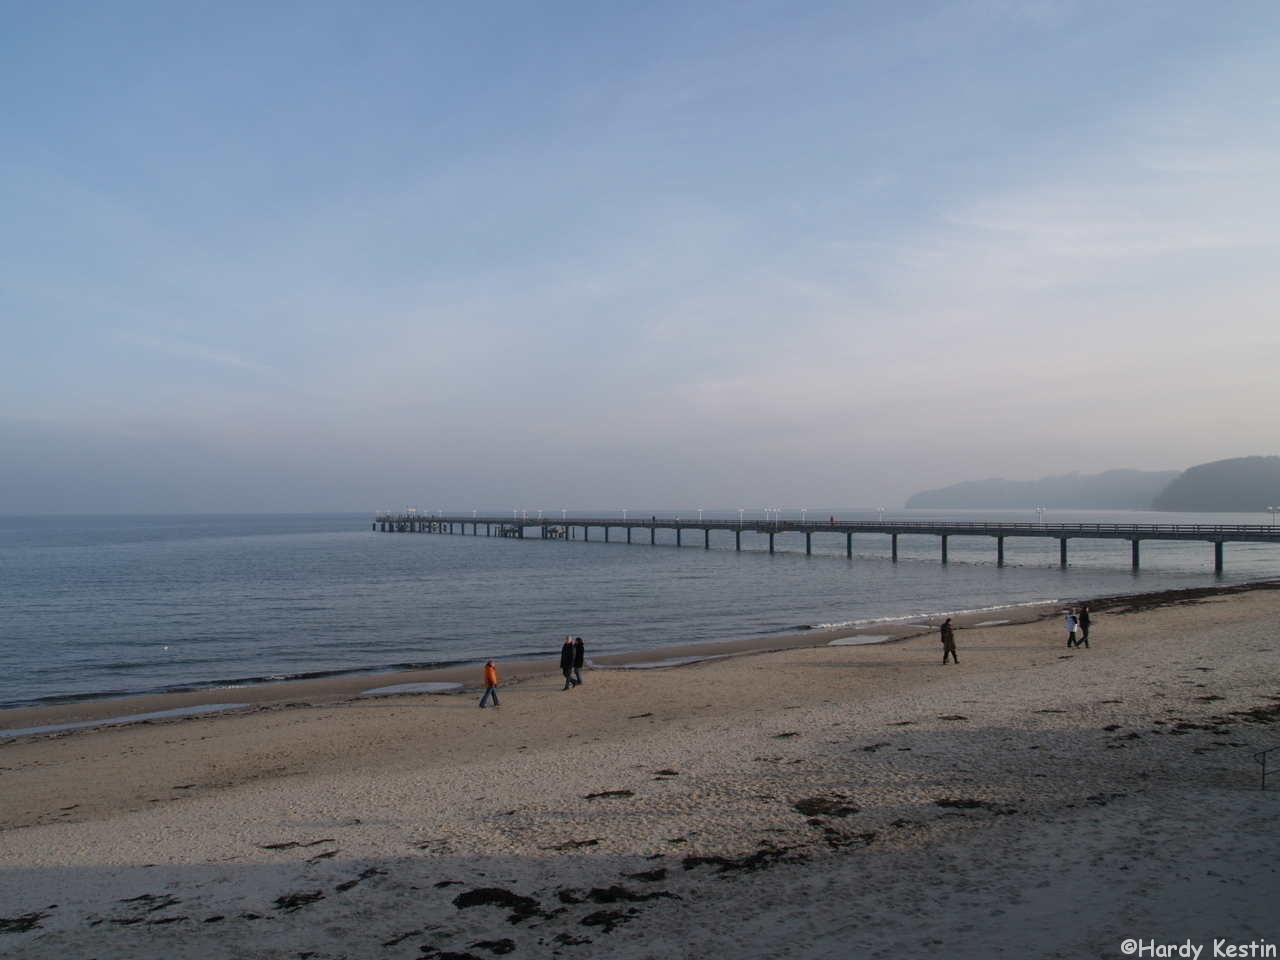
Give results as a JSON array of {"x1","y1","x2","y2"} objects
[{"x1": 372, "y1": 513, "x2": 1280, "y2": 574}]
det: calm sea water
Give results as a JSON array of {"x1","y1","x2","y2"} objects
[{"x1": 2, "y1": 509, "x2": 1278, "y2": 710}]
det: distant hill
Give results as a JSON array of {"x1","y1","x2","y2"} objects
[
  {"x1": 1152, "y1": 456, "x2": 1280, "y2": 512},
  {"x1": 906, "y1": 469, "x2": 1179, "y2": 510}
]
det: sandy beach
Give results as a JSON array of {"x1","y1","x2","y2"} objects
[{"x1": 2, "y1": 584, "x2": 1279, "y2": 959}]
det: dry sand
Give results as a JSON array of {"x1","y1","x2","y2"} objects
[{"x1": 2, "y1": 585, "x2": 1278, "y2": 958}]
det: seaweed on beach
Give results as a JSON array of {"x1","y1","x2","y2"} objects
[
  {"x1": 682, "y1": 843, "x2": 795, "y2": 875},
  {"x1": 0, "y1": 912, "x2": 49, "y2": 934},
  {"x1": 118, "y1": 893, "x2": 181, "y2": 912},
  {"x1": 543, "y1": 838, "x2": 602, "y2": 850},
  {"x1": 258, "y1": 838, "x2": 335, "y2": 850},
  {"x1": 381, "y1": 929, "x2": 422, "y2": 946},
  {"x1": 1231, "y1": 702, "x2": 1280, "y2": 724},
  {"x1": 817, "y1": 828, "x2": 877, "y2": 849},
  {"x1": 579, "y1": 909, "x2": 639, "y2": 933},
  {"x1": 273, "y1": 890, "x2": 325, "y2": 912},
  {"x1": 557, "y1": 886, "x2": 680, "y2": 906},
  {"x1": 1090, "y1": 580, "x2": 1280, "y2": 616},
  {"x1": 451, "y1": 887, "x2": 542, "y2": 924},
  {"x1": 624, "y1": 868, "x2": 667, "y2": 882},
  {"x1": 335, "y1": 867, "x2": 385, "y2": 892},
  {"x1": 583, "y1": 790, "x2": 634, "y2": 800}
]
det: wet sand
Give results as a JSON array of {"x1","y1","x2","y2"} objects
[{"x1": 1, "y1": 582, "x2": 1278, "y2": 958}]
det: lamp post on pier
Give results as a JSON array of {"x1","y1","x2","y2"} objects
[{"x1": 1269, "y1": 506, "x2": 1279, "y2": 526}]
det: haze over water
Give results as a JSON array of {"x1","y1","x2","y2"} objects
[{"x1": 3, "y1": 509, "x2": 1278, "y2": 710}]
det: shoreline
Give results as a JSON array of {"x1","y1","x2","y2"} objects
[
  {"x1": 2, "y1": 570, "x2": 1278, "y2": 957},
  {"x1": 4, "y1": 578, "x2": 1277, "y2": 740}
]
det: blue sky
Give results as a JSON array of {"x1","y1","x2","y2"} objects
[{"x1": 3, "y1": 1, "x2": 1277, "y2": 512}]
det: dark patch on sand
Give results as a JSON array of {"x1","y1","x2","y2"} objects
[
  {"x1": 935, "y1": 798, "x2": 1016, "y2": 815},
  {"x1": 793, "y1": 795, "x2": 860, "y2": 817},
  {"x1": 469, "y1": 938, "x2": 516, "y2": 955}
]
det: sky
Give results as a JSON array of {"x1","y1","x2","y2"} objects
[{"x1": 3, "y1": 1, "x2": 1278, "y2": 513}]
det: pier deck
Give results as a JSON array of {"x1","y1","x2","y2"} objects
[{"x1": 373, "y1": 514, "x2": 1280, "y2": 574}]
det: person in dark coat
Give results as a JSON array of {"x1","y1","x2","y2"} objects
[
  {"x1": 560, "y1": 636, "x2": 577, "y2": 690},
  {"x1": 1077, "y1": 604, "x2": 1091, "y2": 648},
  {"x1": 572, "y1": 636, "x2": 585, "y2": 685},
  {"x1": 940, "y1": 618, "x2": 957, "y2": 664}
]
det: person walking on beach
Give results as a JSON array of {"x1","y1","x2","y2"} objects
[
  {"x1": 1077, "y1": 604, "x2": 1091, "y2": 648},
  {"x1": 560, "y1": 636, "x2": 578, "y2": 690},
  {"x1": 479, "y1": 660, "x2": 500, "y2": 708},
  {"x1": 1065, "y1": 610, "x2": 1079, "y2": 648},
  {"x1": 940, "y1": 618, "x2": 958, "y2": 664},
  {"x1": 572, "y1": 636, "x2": 585, "y2": 685}
]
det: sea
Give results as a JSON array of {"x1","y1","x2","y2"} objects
[{"x1": 2, "y1": 509, "x2": 1279, "y2": 711}]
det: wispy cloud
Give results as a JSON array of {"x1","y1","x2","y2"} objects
[{"x1": 113, "y1": 332, "x2": 278, "y2": 377}]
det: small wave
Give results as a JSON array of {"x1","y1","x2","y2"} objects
[
  {"x1": 0, "y1": 658, "x2": 483, "y2": 711},
  {"x1": 0, "y1": 702, "x2": 252, "y2": 740},
  {"x1": 810, "y1": 599, "x2": 1055, "y2": 632},
  {"x1": 359, "y1": 681, "x2": 463, "y2": 697},
  {"x1": 596, "y1": 655, "x2": 731, "y2": 670},
  {"x1": 828, "y1": 635, "x2": 895, "y2": 646}
]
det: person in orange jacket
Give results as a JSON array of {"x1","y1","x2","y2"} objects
[{"x1": 479, "y1": 660, "x2": 500, "y2": 708}]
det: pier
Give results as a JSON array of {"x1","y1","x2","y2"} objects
[{"x1": 372, "y1": 514, "x2": 1280, "y2": 574}]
